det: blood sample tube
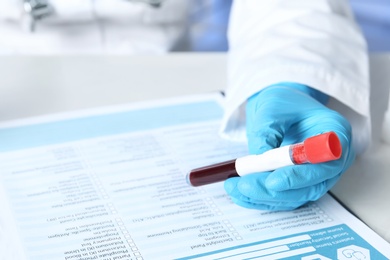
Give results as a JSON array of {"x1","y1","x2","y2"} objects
[{"x1": 187, "y1": 131, "x2": 342, "y2": 187}]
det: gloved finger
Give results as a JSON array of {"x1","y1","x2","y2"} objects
[
  {"x1": 225, "y1": 176, "x2": 305, "y2": 210},
  {"x1": 246, "y1": 95, "x2": 285, "y2": 154},
  {"x1": 230, "y1": 197, "x2": 304, "y2": 211},
  {"x1": 225, "y1": 173, "x2": 341, "y2": 204},
  {"x1": 245, "y1": 85, "x2": 326, "y2": 154},
  {"x1": 264, "y1": 163, "x2": 342, "y2": 191}
]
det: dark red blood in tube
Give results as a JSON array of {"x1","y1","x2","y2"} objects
[
  {"x1": 187, "y1": 159, "x2": 238, "y2": 187},
  {"x1": 290, "y1": 143, "x2": 307, "y2": 164}
]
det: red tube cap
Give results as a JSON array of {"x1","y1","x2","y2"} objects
[{"x1": 304, "y1": 132, "x2": 342, "y2": 164}]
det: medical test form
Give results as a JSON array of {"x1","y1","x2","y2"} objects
[{"x1": 0, "y1": 93, "x2": 389, "y2": 259}]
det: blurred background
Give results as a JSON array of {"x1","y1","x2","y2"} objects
[
  {"x1": 0, "y1": 0, "x2": 389, "y2": 125},
  {"x1": 0, "y1": 0, "x2": 232, "y2": 54},
  {"x1": 0, "y1": 0, "x2": 388, "y2": 55}
]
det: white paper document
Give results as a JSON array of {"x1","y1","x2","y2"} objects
[{"x1": 0, "y1": 94, "x2": 389, "y2": 260}]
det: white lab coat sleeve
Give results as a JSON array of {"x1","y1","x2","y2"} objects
[{"x1": 220, "y1": 0, "x2": 370, "y2": 154}]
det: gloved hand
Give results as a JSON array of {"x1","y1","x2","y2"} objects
[{"x1": 224, "y1": 83, "x2": 355, "y2": 211}]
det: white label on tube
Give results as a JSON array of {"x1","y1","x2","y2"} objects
[{"x1": 235, "y1": 145, "x2": 294, "y2": 176}]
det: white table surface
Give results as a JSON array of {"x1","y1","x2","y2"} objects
[{"x1": 0, "y1": 53, "x2": 390, "y2": 243}]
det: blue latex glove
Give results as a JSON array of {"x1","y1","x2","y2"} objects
[{"x1": 224, "y1": 83, "x2": 355, "y2": 211}]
